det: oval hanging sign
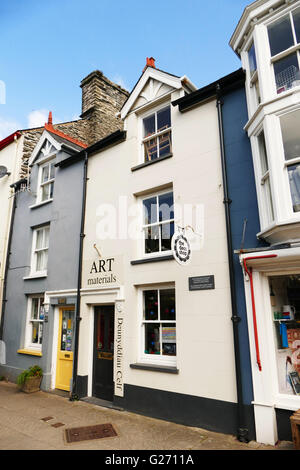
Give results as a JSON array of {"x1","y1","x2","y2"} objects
[{"x1": 171, "y1": 231, "x2": 191, "y2": 265}]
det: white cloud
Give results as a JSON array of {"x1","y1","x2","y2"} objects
[
  {"x1": 0, "y1": 116, "x2": 21, "y2": 140},
  {"x1": 27, "y1": 109, "x2": 49, "y2": 128}
]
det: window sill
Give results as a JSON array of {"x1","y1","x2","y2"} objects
[
  {"x1": 29, "y1": 199, "x2": 53, "y2": 210},
  {"x1": 130, "y1": 363, "x2": 178, "y2": 374},
  {"x1": 23, "y1": 273, "x2": 47, "y2": 280},
  {"x1": 17, "y1": 349, "x2": 42, "y2": 357},
  {"x1": 131, "y1": 254, "x2": 174, "y2": 265},
  {"x1": 131, "y1": 153, "x2": 173, "y2": 172}
]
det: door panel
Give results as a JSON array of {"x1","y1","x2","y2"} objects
[
  {"x1": 93, "y1": 306, "x2": 114, "y2": 401},
  {"x1": 56, "y1": 308, "x2": 75, "y2": 391}
]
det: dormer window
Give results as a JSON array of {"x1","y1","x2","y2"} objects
[
  {"x1": 142, "y1": 105, "x2": 172, "y2": 162},
  {"x1": 268, "y1": 7, "x2": 300, "y2": 94},
  {"x1": 39, "y1": 159, "x2": 55, "y2": 202}
]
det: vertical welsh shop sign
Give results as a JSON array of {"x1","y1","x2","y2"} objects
[
  {"x1": 171, "y1": 230, "x2": 191, "y2": 266},
  {"x1": 114, "y1": 300, "x2": 125, "y2": 397}
]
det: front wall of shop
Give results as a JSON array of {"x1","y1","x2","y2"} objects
[
  {"x1": 78, "y1": 90, "x2": 239, "y2": 433},
  {"x1": 0, "y1": 151, "x2": 83, "y2": 388}
]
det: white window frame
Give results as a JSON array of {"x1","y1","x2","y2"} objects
[
  {"x1": 139, "y1": 103, "x2": 172, "y2": 164},
  {"x1": 140, "y1": 188, "x2": 174, "y2": 258},
  {"x1": 265, "y1": 5, "x2": 300, "y2": 96},
  {"x1": 37, "y1": 157, "x2": 55, "y2": 204},
  {"x1": 138, "y1": 285, "x2": 176, "y2": 367},
  {"x1": 30, "y1": 225, "x2": 50, "y2": 277},
  {"x1": 257, "y1": 129, "x2": 275, "y2": 227},
  {"x1": 24, "y1": 294, "x2": 45, "y2": 351}
]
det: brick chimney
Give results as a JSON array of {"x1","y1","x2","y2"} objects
[{"x1": 80, "y1": 70, "x2": 129, "y2": 146}]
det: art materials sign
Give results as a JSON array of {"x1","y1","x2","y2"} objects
[{"x1": 82, "y1": 255, "x2": 123, "y2": 289}]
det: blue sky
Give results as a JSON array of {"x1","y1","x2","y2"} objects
[{"x1": 0, "y1": 0, "x2": 251, "y2": 138}]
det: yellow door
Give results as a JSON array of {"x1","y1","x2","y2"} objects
[{"x1": 56, "y1": 308, "x2": 75, "y2": 391}]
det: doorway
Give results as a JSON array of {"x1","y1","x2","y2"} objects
[
  {"x1": 93, "y1": 305, "x2": 115, "y2": 401},
  {"x1": 55, "y1": 307, "x2": 75, "y2": 391}
]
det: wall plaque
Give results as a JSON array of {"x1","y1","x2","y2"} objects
[{"x1": 189, "y1": 275, "x2": 215, "y2": 291}]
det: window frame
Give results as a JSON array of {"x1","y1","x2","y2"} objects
[
  {"x1": 140, "y1": 103, "x2": 172, "y2": 164},
  {"x1": 37, "y1": 156, "x2": 55, "y2": 204},
  {"x1": 24, "y1": 294, "x2": 45, "y2": 351},
  {"x1": 30, "y1": 225, "x2": 50, "y2": 277},
  {"x1": 140, "y1": 188, "x2": 175, "y2": 258},
  {"x1": 266, "y1": 6, "x2": 300, "y2": 95},
  {"x1": 138, "y1": 285, "x2": 176, "y2": 367}
]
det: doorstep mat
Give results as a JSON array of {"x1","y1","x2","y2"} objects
[{"x1": 65, "y1": 423, "x2": 117, "y2": 443}]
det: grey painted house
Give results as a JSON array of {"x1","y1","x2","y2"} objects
[{"x1": 0, "y1": 71, "x2": 128, "y2": 393}]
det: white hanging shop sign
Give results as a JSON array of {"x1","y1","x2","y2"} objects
[{"x1": 171, "y1": 230, "x2": 191, "y2": 266}]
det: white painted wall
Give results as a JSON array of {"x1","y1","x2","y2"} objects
[{"x1": 78, "y1": 86, "x2": 237, "y2": 404}]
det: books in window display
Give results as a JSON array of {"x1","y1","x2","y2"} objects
[{"x1": 289, "y1": 371, "x2": 300, "y2": 396}]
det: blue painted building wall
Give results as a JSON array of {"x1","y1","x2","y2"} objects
[{"x1": 222, "y1": 85, "x2": 268, "y2": 407}]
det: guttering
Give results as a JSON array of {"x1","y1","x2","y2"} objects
[
  {"x1": 172, "y1": 69, "x2": 245, "y2": 113},
  {"x1": 242, "y1": 254, "x2": 278, "y2": 372},
  {"x1": 0, "y1": 131, "x2": 21, "y2": 152},
  {"x1": 70, "y1": 150, "x2": 88, "y2": 400},
  {"x1": 215, "y1": 83, "x2": 249, "y2": 443}
]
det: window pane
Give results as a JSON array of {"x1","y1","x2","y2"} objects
[
  {"x1": 264, "y1": 177, "x2": 275, "y2": 223},
  {"x1": 41, "y1": 184, "x2": 49, "y2": 201},
  {"x1": 31, "y1": 321, "x2": 39, "y2": 343},
  {"x1": 144, "y1": 290, "x2": 158, "y2": 321},
  {"x1": 144, "y1": 137, "x2": 158, "y2": 161},
  {"x1": 143, "y1": 114, "x2": 155, "y2": 137},
  {"x1": 36, "y1": 229, "x2": 44, "y2": 250},
  {"x1": 288, "y1": 163, "x2": 300, "y2": 212},
  {"x1": 268, "y1": 15, "x2": 294, "y2": 56},
  {"x1": 31, "y1": 298, "x2": 39, "y2": 320},
  {"x1": 292, "y1": 7, "x2": 300, "y2": 44},
  {"x1": 280, "y1": 109, "x2": 300, "y2": 160},
  {"x1": 159, "y1": 192, "x2": 174, "y2": 222},
  {"x1": 49, "y1": 182, "x2": 54, "y2": 199},
  {"x1": 162, "y1": 323, "x2": 176, "y2": 356},
  {"x1": 143, "y1": 196, "x2": 157, "y2": 225},
  {"x1": 274, "y1": 53, "x2": 300, "y2": 93},
  {"x1": 158, "y1": 131, "x2": 171, "y2": 157},
  {"x1": 144, "y1": 323, "x2": 160, "y2": 354},
  {"x1": 160, "y1": 289, "x2": 176, "y2": 320},
  {"x1": 36, "y1": 251, "x2": 44, "y2": 271},
  {"x1": 157, "y1": 107, "x2": 171, "y2": 132},
  {"x1": 41, "y1": 165, "x2": 49, "y2": 183},
  {"x1": 144, "y1": 225, "x2": 159, "y2": 253},
  {"x1": 44, "y1": 227, "x2": 49, "y2": 247},
  {"x1": 258, "y1": 131, "x2": 269, "y2": 174},
  {"x1": 248, "y1": 43, "x2": 257, "y2": 76},
  {"x1": 50, "y1": 163, "x2": 55, "y2": 180},
  {"x1": 161, "y1": 222, "x2": 174, "y2": 251}
]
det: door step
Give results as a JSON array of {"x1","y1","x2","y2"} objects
[{"x1": 81, "y1": 396, "x2": 123, "y2": 411}]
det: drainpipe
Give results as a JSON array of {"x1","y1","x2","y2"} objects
[
  {"x1": 242, "y1": 255, "x2": 277, "y2": 372},
  {"x1": 70, "y1": 150, "x2": 88, "y2": 400},
  {"x1": 0, "y1": 183, "x2": 20, "y2": 340},
  {"x1": 216, "y1": 84, "x2": 248, "y2": 443}
]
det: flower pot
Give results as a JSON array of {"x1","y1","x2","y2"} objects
[{"x1": 21, "y1": 375, "x2": 42, "y2": 393}]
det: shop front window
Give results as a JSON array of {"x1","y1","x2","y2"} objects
[
  {"x1": 269, "y1": 275, "x2": 300, "y2": 396},
  {"x1": 280, "y1": 109, "x2": 300, "y2": 212},
  {"x1": 267, "y1": 8, "x2": 300, "y2": 94},
  {"x1": 25, "y1": 295, "x2": 45, "y2": 350},
  {"x1": 142, "y1": 288, "x2": 176, "y2": 361}
]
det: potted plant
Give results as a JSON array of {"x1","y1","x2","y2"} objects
[{"x1": 17, "y1": 365, "x2": 43, "y2": 393}]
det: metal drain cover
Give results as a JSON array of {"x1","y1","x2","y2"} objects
[{"x1": 65, "y1": 423, "x2": 117, "y2": 443}]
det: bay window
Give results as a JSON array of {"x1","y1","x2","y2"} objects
[{"x1": 280, "y1": 109, "x2": 300, "y2": 213}]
